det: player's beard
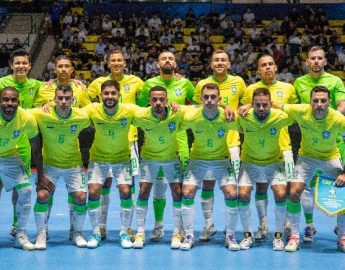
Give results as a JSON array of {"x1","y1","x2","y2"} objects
[
  {"x1": 1, "y1": 104, "x2": 17, "y2": 116},
  {"x1": 104, "y1": 98, "x2": 118, "y2": 109},
  {"x1": 161, "y1": 65, "x2": 174, "y2": 75},
  {"x1": 255, "y1": 110, "x2": 269, "y2": 121}
]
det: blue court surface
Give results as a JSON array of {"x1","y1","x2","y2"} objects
[{"x1": 0, "y1": 176, "x2": 344, "y2": 270}]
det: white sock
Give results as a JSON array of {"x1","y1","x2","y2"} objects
[
  {"x1": 287, "y1": 200, "x2": 301, "y2": 237},
  {"x1": 16, "y1": 185, "x2": 32, "y2": 231},
  {"x1": 201, "y1": 196, "x2": 214, "y2": 228},
  {"x1": 301, "y1": 188, "x2": 314, "y2": 225},
  {"x1": 255, "y1": 194, "x2": 268, "y2": 227},
  {"x1": 225, "y1": 200, "x2": 238, "y2": 235},
  {"x1": 173, "y1": 201, "x2": 182, "y2": 234},
  {"x1": 99, "y1": 192, "x2": 110, "y2": 228},
  {"x1": 275, "y1": 201, "x2": 287, "y2": 233},
  {"x1": 182, "y1": 197, "x2": 195, "y2": 236},
  {"x1": 136, "y1": 199, "x2": 148, "y2": 233},
  {"x1": 238, "y1": 201, "x2": 252, "y2": 234},
  {"x1": 88, "y1": 199, "x2": 101, "y2": 235}
]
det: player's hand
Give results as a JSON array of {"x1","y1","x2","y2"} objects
[
  {"x1": 72, "y1": 79, "x2": 86, "y2": 90},
  {"x1": 41, "y1": 103, "x2": 51, "y2": 114},
  {"x1": 168, "y1": 102, "x2": 181, "y2": 113},
  {"x1": 224, "y1": 105, "x2": 235, "y2": 122},
  {"x1": 237, "y1": 104, "x2": 251, "y2": 116},
  {"x1": 335, "y1": 173, "x2": 345, "y2": 187},
  {"x1": 36, "y1": 176, "x2": 55, "y2": 193},
  {"x1": 174, "y1": 72, "x2": 184, "y2": 81}
]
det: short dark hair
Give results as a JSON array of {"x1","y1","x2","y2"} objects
[
  {"x1": 10, "y1": 49, "x2": 31, "y2": 63},
  {"x1": 149, "y1": 85, "x2": 167, "y2": 96},
  {"x1": 211, "y1": 49, "x2": 229, "y2": 60},
  {"x1": 201, "y1": 83, "x2": 220, "y2": 95},
  {"x1": 101, "y1": 80, "x2": 120, "y2": 92},
  {"x1": 55, "y1": 54, "x2": 72, "y2": 65},
  {"x1": 0, "y1": 86, "x2": 18, "y2": 97},
  {"x1": 310, "y1": 85, "x2": 330, "y2": 99},
  {"x1": 252, "y1": 87, "x2": 271, "y2": 101},
  {"x1": 55, "y1": 84, "x2": 73, "y2": 95},
  {"x1": 257, "y1": 53, "x2": 274, "y2": 63},
  {"x1": 107, "y1": 49, "x2": 125, "y2": 62}
]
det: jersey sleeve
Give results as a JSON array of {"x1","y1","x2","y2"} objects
[
  {"x1": 333, "y1": 77, "x2": 345, "y2": 104},
  {"x1": 24, "y1": 110, "x2": 39, "y2": 139},
  {"x1": 240, "y1": 86, "x2": 254, "y2": 105},
  {"x1": 87, "y1": 80, "x2": 101, "y2": 100},
  {"x1": 136, "y1": 81, "x2": 151, "y2": 107},
  {"x1": 287, "y1": 84, "x2": 298, "y2": 104},
  {"x1": 193, "y1": 82, "x2": 202, "y2": 104},
  {"x1": 185, "y1": 79, "x2": 196, "y2": 103}
]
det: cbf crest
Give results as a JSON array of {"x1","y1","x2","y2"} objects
[
  {"x1": 29, "y1": 87, "x2": 33, "y2": 96},
  {"x1": 168, "y1": 121, "x2": 176, "y2": 132},
  {"x1": 13, "y1": 130, "x2": 21, "y2": 138},
  {"x1": 124, "y1": 84, "x2": 130, "y2": 92},
  {"x1": 270, "y1": 127, "x2": 277, "y2": 136},
  {"x1": 72, "y1": 96, "x2": 77, "y2": 106},
  {"x1": 175, "y1": 88, "x2": 182, "y2": 96},
  {"x1": 70, "y1": 124, "x2": 77, "y2": 133},
  {"x1": 217, "y1": 128, "x2": 225, "y2": 138},
  {"x1": 276, "y1": 91, "x2": 283, "y2": 98},
  {"x1": 121, "y1": 118, "x2": 127, "y2": 127},
  {"x1": 322, "y1": 130, "x2": 330, "y2": 139},
  {"x1": 231, "y1": 86, "x2": 237, "y2": 94}
]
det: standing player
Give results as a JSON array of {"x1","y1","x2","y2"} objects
[
  {"x1": 87, "y1": 49, "x2": 144, "y2": 240},
  {"x1": 180, "y1": 83, "x2": 238, "y2": 251},
  {"x1": 193, "y1": 49, "x2": 246, "y2": 241},
  {"x1": 282, "y1": 86, "x2": 345, "y2": 252},
  {"x1": 294, "y1": 46, "x2": 345, "y2": 242},
  {"x1": 137, "y1": 51, "x2": 195, "y2": 241},
  {"x1": 32, "y1": 84, "x2": 90, "y2": 249},
  {"x1": 132, "y1": 86, "x2": 184, "y2": 249},
  {"x1": 240, "y1": 54, "x2": 297, "y2": 242},
  {"x1": 0, "y1": 86, "x2": 44, "y2": 250}
]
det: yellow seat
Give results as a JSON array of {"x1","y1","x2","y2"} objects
[
  {"x1": 341, "y1": 35, "x2": 345, "y2": 43},
  {"x1": 85, "y1": 35, "x2": 100, "y2": 43},
  {"x1": 301, "y1": 52, "x2": 308, "y2": 61},
  {"x1": 83, "y1": 42, "x2": 97, "y2": 52},
  {"x1": 75, "y1": 70, "x2": 91, "y2": 79},
  {"x1": 329, "y1": 20, "x2": 345, "y2": 27},
  {"x1": 183, "y1": 28, "x2": 196, "y2": 35},
  {"x1": 173, "y1": 43, "x2": 186, "y2": 52},
  {"x1": 212, "y1": 43, "x2": 227, "y2": 50},
  {"x1": 212, "y1": 35, "x2": 224, "y2": 43},
  {"x1": 334, "y1": 27, "x2": 343, "y2": 35},
  {"x1": 183, "y1": 36, "x2": 190, "y2": 43},
  {"x1": 71, "y1": 7, "x2": 84, "y2": 15},
  {"x1": 272, "y1": 35, "x2": 285, "y2": 43},
  {"x1": 329, "y1": 70, "x2": 345, "y2": 80}
]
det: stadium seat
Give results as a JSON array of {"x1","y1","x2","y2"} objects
[
  {"x1": 329, "y1": 20, "x2": 345, "y2": 27},
  {"x1": 173, "y1": 43, "x2": 186, "y2": 51},
  {"x1": 85, "y1": 35, "x2": 100, "y2": 43},
  {"x1": 83, "y1": 42, "x2": 97, "y2": 52},
  {"x1": 75, "y1": 70, "x2": 91, "y2": 79},
  {"x1": 183, "y1": 28, "x2": 196, "y2": 35},
  {"x1": 212, "y1": 43, "x2": 227, "y2": 50},
  {"x1": 272, "y1": 35, "x2": 285, "y2": 43},
  {"x1": 71, "y1": 7, "x2": 84, "y2": 15},
  {"x1": 211, "y1": 36, "x2": 224, "y2": 43},
  {"x1": 329, "y1": 70, "x2": 345, "y2": 79}
]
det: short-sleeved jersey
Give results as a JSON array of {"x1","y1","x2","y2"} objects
[
  {"x1": 294, "y1": 72, "x2": 345, "y2": 109},
  {"x1": 242, "y1": 80, "x2": 298, "y2": 151},
  {"x1": 84, "y1": 103, "x2": 137, "y2": 163},
  {"x1": 0, "y1": 107, "x2": 38, "y2": 157},
  {"x1": 87, "y1": 74, "x2": 144, "y2": 142},
  {"x1": 193, "y1": 75, "x2": 246, "y2": 148},
  {"x1": 137, "y1": 76, "x2": 195, "y2": 107},
  {"x1": 34, "y1": 81, "x2": 91, "y2": 108},
  {"x1": 31, "y1": 107, "x2": 90, "y2": 168},
  {"x1": 0, "y1": 75, "x2": 43, "y2": 109},
  {"x1": 237, "y1": 108, "x2": 292, "y2": 165},
  {"x1": 181, "y1": 107, "x2": 237, "y2": 160},
  {"x1": 133, "y1": 106, "x2": 186, "y2": 161},
  {"x1": 283, "y1": 104, "x2": 345, "y2": 160}
]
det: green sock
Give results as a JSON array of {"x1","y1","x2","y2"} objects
[{"x1": 153, "y1": 198, "x2": 166, "y2": 223}]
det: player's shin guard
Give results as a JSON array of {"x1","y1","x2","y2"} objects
[
  {"x1": 73, "y1": 202, "x2": 87, "y2": 233},
  {"x1": 15, "y1": 183, "x2": 32, "y2": 232},
  {"x1": 301, "y1": 188, "x2": 314, "y2": 225},
  {"x1": 337, "y1": 214, "x2": 345, "y2": 238},
  {"x1": 68, "y1": 194, "x2": 74, "y2": 226},
  {"x1": 34, "y1": 201, "x2": 49, "y2": 233},
  {"x1": 136, "y1": 199, "x2": 148, "y2": 233},
  {"x1": 275, "y1": 200, "x2": 287, "y2": 233},
  {"x1": 182, "y1": 197, "x2": 195, "y2": 236},
  {"x1": 238, "y1": 200, "x2": 252, "y2": 234},
  {"x1": 120, "y1": 196, "x2": 133, "y2": 233},
  {"x1": 99, "y1": 187, "x2": 111, "y2": 228},
  {"x1": 255, "y1": 194, "x2": 268, "y2": 227},
  {"x1": 225, "y1": 199, "x2": 238, "y2": 235},
  {"x1": 88, "y1": 198, "x2": 101, "y2": 235},
  {"x1": 287, "y1": 200, "x2": 301, "y2": 236},
  {"x1": 173, "y1": 200, "x2": 182, "y2": 234},
  {"x1": 201, "y1": 189, "x2": 214, "y2": 228}
]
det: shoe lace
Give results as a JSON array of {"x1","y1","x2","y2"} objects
[
  {"x1": 135, "y1": 233, "x2": 144, "y2": 242},
  {"x1": 227, "y1": 234, "x2": 237, "y2": 243},
  {"x1": 288, "y1": 235, "x2": 299, "y2": 244},
  {"x1": 173, "y1": 234, "x2": 183, "y2": 241},
  {"x1": 304, "y1": 227, "x2": 313, "y2": 237},
  {"x1": 121, "y1": 233, "x2": 131, "y2": 242}
]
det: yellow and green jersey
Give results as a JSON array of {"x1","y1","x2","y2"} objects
[
  {"x1": 181, "y1": 107, "x2": 237, "y2": 160},
  {"x1": 0, "y1": 75, "x2": 43, "y2": 109},
  {"x1": 133, "y1": 106, "x2": 186, "y2": 161},
  {"x1": 242, "y1": 80, "x2": 298, "y2": 151},
  {"x1": 237, "y1": 108, "x2": 292, "y2": 165},
  {"x1": 294, "y1": 72, "x2": 345, "y2": 109},
  {"x1": 0, "y1": 107, "x2": 38, "y2": 158},
  {"x1": 34, "y1": 81, "x2": 91, "y2": 108},
  {"x1": 84, "y1": 103, "x2": 137, "y2": 163},
  {"x1": 31, "y1": 107, "x2": 90, "y2": 168},
  {"x1": 87, "y1": 74, "x2": 144, "y2": 142},
  {"x1": 283, "y1": 104, "x2": 345, "y2": 160}
]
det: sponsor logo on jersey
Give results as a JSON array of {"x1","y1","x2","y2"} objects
[
  {"x1": 322, "y1": 130, "x2": 330, "y2": 139},
  {"x1": 217, "y1": 128, "x2": 225, "y2": 138},
  {"x1": 145, "y1": 128, "x2": 153, "y2": 131},
  {"x1": 195, "y1": 129, "x2": 204, "y2": 134},
  {"x1": 270, "y1": 127, "x2": 277, "y2": 136},
  {"x1": 121, "y1": 118, "x2": 127, "y2": 126},
  {"x1": 231, "y1": 86, "x2": 237, "y2": 94},
  {"x1": 124, "y1": 84, "x2": 130, "y2": 92},
  {"x1": 277, "y1": 91, "x2": 283, "y2": 98},
  {"x1": 13, "y1": 130, "x2": 21, "y2": 138},
  {"x1": 175, "y1": 88, "x2": 182, "y2": 96},
  {"x1": 71, "y1": 124, "x2": 77, "y2": 133},
  {"x1": 168, "y1": 121, "x2": 176, "y2": 132}
]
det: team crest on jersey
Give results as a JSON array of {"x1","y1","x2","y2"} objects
[
  {"x1": 277, "y1": 91, "x2": 283, "y2": 98},
  {"x1": 29, "y1": 88, "x2": 33, "y2": 96},
  {"x1": 124, "y1": 84, "x2": 130, "y2": 92},
  {"x1": 121, "y1": 118, "x2": 127, "y2": 126},
  {"x1": 13, "y1": 130, "x2": 21, "y2": 138},
  {"x1": 231, "y1": 86, "x2": 237, "y2": 94},
  {"x1": 72, "y1": 96, "x2": 77, "y2": 105},
  {"x1": 168, "y1": 121, "x2": 176, "y2": 132},
  {"x1": 322, "y1": 130, "x2": 330, "y2": 139},
  {"x1": 270, "y1": 127, "x2": 277, "y2": 136},
  {"x1": 217, "y1": 128, "x2": 225, "y2": 138},
  {"x1": 70, "y1": 124, "x2": 77, "y2": 133},
  {"x1": 175, "y1": 88, "x2": 182, "y2": 96}
]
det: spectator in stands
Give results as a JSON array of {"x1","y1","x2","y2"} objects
[
  {"x1": 177, "y1": 55, "x2": 189, "y2": 75},
  {"x1": 102, "y1": 14, "x2": 112, "y2": 34},
  {"x1": 231, "y1": 55, "x2": 246, "y2": 76},
  {"x1": 63, "y1": 11, "x2": 73, "y2": 26},
  {"x1": 77, "y1": 46, "x2": 93, "y2": 70},
  {"x1": 338, "y1": 47, "x2": 345, "y2": 69},
  {"x1": 248, "y1": 69, "x2": 261, "y2": 84},
  {"x1": 46, "y1": 56, "x2": 55, "y2": 73},
  {"x1": 147, "y1": 39, "x2": 161, "y2": 59},
  {"x1": 50, "y1": 0, "x2": 63, "y2": 37},
  {"x1": 226, "y1": 37, "x2": 240, "y2": 61},
  {"x1": 145, "y1": 56, "x2": 159, "y2": 78},
  {"x1": 110, "y1": 30, "x2": 126, "y2": 47},
  {"x1": 288, "y1": 31, "x2": 302, "y2": 56},
  {"x1": 77, "y1": 72, "x2": 87, "y2": 85},
  {"x1": 315, "y1": 32, "x2": 328, "y2": 50},
  {"x1": 249, "y1": 25, "x2": 261, "y2": 41},
  {"x1": 148, "y1": 13, "x2": 162, "y2": 30},
  {"x1": 71, "y1": 11, "x2": 79, "y2": 27},
  {"x1": 161, "y1": 38, "x2": 176, "y2": 53},
  {"x1": 280, "y1": 16, "x2": 292, "y2": 37},
  {"x1": 95, "y1": 37, "x2": 107, "y2": 58},
  {"x1": 326, "y1": 46, "x2": 340, "y2": 71},
  {"x1": 132, "y1": 57, "x2": 146, "y2": 79},
  {"x1": 43, "y1": 12, "x2": 53, "y2": 35},
  {"x1": 187, "y1": 38, "x2": 200, "y2": 54},
  {"x1": 159, "y1": 29, "x2": 174, "y2": 45},
  {"x1": 243, "y1": 44, "x2": 257, "y2": 69},
  {"x1": 302, "y1": 33, "x2": 315, "y2": 52},
  {"x1": 129, "y1": 13, "x2": 139, "y2": 29},
  {"x1": 329, "y1": 30, "x2": 340, "y2": 48},
  {"x1": 185, "y1": 8, "x2": 196, "y2": 27},
  {"x1": 112, "y1": 21, "x2": 125, "y2": 36},
  {"x1": 174, "y1": 25, "x2": 184, "y2": 43},
  {"x1": 135, "y1": 29, "x2": 149, "y2": 51},
  {"x1": 267, "y1": 16, "x2": 281, "y2": 34},
  {"x1": 277, "y1": 67, "x2": 294, "y2": 83},
  {"x1": 234, "y1": 21, "x2": 244, "y2": 40},
  {"x1": 69, "y1": 36, "x2": 81, "y2": 59},
  {"x1": 243, "y1": 7, "x2": 255, "y2": 27},
  {"x1": 90, "y1": 14, "x2": 101, "y2": 34},
  {"x1": 12, "y1": 37, "x2": 22, "y2": 51},
  {"x1": 0, "y1": 44, "x2": 10, "y2": 78},
  {"x1": 187, "y1": 56, "x2": 204, "y2": 81},
  {"x1": 62, "y1": 25, "x2": 72, "y2": 48},
  {"x1": 91, "y1": 57, "x2": 105, "y2": 77},
  {"x1": 78, "y1": 23, "x2": 88, "y2": 42},
  {"x1": 135, "y1": 23, "x2": 149, "y2": 37}
]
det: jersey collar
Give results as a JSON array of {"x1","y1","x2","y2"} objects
[
  {"x1": 53, "y1": 106, "x2": 72, "y2": 120},
  {"x1": 212, "y1": 74, "x2": 228, "y2": 83},
  {"x1": 202, "y1": 108, "x2": 220, "y2": 121},
  {"x1": 150, "y1": 106, "x2": 170, "y2": 122},
  {"x1": 253, "y1": 109, "x2": 271, "y2": 124},
  {"x1": 102, "y1": 103, "x2": 119, "y2": 117}
]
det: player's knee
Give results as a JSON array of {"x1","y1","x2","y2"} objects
[
  {"x1": 256, "y1": 183, "x2": 268, "y2": 194},
  {"x1": 88, "y1": 187, "x2": 101, "y2": 201},
  {"x1": 182, "y1": 185, "x2": 196, "y2": 198},
  {"x1": 73, "y1": 192, "x2": 87, "y2": 204},
  {"x1": 238, "y1": 189, "x2": 250, "y2": 201},
  {"x1": 153, "y1": 182, "x2": 167, "y2": 199},
  {"x1": 119, "y1": 184, "x2": 131, "y2": 197},
  {"x1": 103, "y1": 177, "x2": 112, "y2": 188},
  {"x1": 223, "y1": 187, "x2": 237, "y2": 200},
  {"x1": 202, "y1": 180, "x2": 215, "y2": 190},
  {"x1": 37, "y1": 189, "x2": 50, "y2": 203}
]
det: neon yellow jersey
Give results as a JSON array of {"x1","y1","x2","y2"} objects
[
  {"x1": 87, "y1": 74, "x2": 144, "y2": 142},
  {"x1": 283, "y1": 104, "x2": 345, "y2": 160},
  {"x1": 133, "y1": 106, "x2": 186, "y2": 161},
  {"x1": 0, "y1": 108, "x2": 38, "y2": 157},
  {"x1": 194, "y1": 75, "x2": 246, "y2": 148},
  {"x1": 238, "y1": 108, "x2": 292, "y2": 165},
  {"x1": 34, "y1": 81, "x2": 91, "y2": 108},
  {"x1": 84, "y1": 103, "x2": 137, "y2": 163},
  {"x1": 31, "y1": 107, "x2": 90, "y2": 168},
  {"x1": 242, "y1": 80, "x2": 297, "y2": 151},
  {"x1": 181, "y1": 107, "x2": 237, "y2": 160}
]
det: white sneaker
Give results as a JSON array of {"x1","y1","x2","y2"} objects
[
  {"x1": 127, "y1": 228, "x2": 135, "y2": 242},
  {"x1": 303, "y1": 226, "x2": 316, "y2": 243},
  {"x1": 337, "y1": 237, "x2": 345, "y2": 253},
  {"x1": 133, "y1": 233, "x2": 145, "y2": 249},
  {"x1": 100, "y1": 226, "x2": 107, "y2": 241},
  {"x1": 87, "y1": 233, "x2": 101, "y2": 249},
  {"x1": 150, "y1": 225, "x2": 164, "y2": 242},
  {"x1": 272, "y1": 232, "x2": 285, "y2": 251},
  {"x1": 285, "y1": 235, "x2": 300, "y2": 252},
  {"x1": 9, "y1": 225, "x2": 17, "y2": 239},
  {"x1": 73, "y1": 232, "x2": 87, "y2": 248},
  {"x1": 199, "y1": 224, "x2": 217, "y2": 242},
  {"x1": 239, "y1": 232, "x2": 255, "y2": 250},
  {"x1": 15, "y1": 231, "x2": 35, "y2": 251},
  {"x1": 171, "y1": 233, "x2": 183, "y2": 249},
  {"x1": 225, "y1": 233, "x2": 240, "y2": 251},
  {"x1": 255, "y1": 225, "x2": 268, "y2": 242},
  {"x1": 35, "y1": 230, "x2": 47, "y2": 250},
  {"x1": 180, "y1": 234, "x2": 194, "y2": 251},
  {"x1": 120, "y1": 232, "x2": 133, "y2": 249}
]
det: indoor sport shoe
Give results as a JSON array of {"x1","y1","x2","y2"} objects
[
  {"x1": 15, "y1": 231, "x2": 35, "y2": 251},
  {"x1": 239, "y1": 232, "x2": 255, "y2": 250},
  {"x1": 69, "y1": 224, "x2": 74, "y2": 241},
  {"x1": 171, "y1": 233, "x2": 183, "y2": 249},
  {"x1": 150, "y1": 225, "x2": 164, "y2": 242},
  {"x1": 255, "y1": 225, "x2": 268, "y2": 242},
  {"x1": 225, "y1": 233, "x2": 240, "y2": 251},
  {"x1": 133, "y1": 233, "x2": 145, "y2": 249},
  {"x1": 127, "y1": 228, "x2": 135, "y2": 242},
  {"x1": 100, "y1": 226, "x2": 107, "y2": 241},
  {"x1": 87, "y1": 233, "x2": 101, "y2": 249},
  {"x1": 199, "y1": 224, "x2": 217, "y2": 242},
  {"x1": 337, "y1": 237, "x2": 345, "y2": 253},
  {"x1": 303, "y1": 226, "x2": 316, "y2": 243},
  {"x1": 284, "y1": 224, "x2": 292, "y2": 242},
  {"x1": 35, "y1": 230, "x2": 47, "y2": 250},
  {"x1": 120, "y1": 232, "x2": 133, "y2": 249},
  {"x1": 180, "y1": 234, "x2": 194, "y2": 251},
  {"x1": 73, "y1": 232, "x2": 87, "y2": 248},
  {"x1": 9, "y1": 225, "x2": 18, "y2": 239},
  {"x1": 272, "y1": 232, "x2": 285, "y2": 251},
  {"x1": 285, "y1": 235, "x2": 300, "y2": 252},
  {"x1": 334, "y1": 225, "x2": 339, "y2": 236}
]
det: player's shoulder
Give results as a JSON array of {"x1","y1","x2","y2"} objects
[
  {"x1": 183, "y1": 105, "x2": 201, "y2": 119},
  {"x1": 124, "y1": 74, "x2": 144, "y2": 84},
  {"x1": 276, "y1": 80, "x2": 294, "y2": 90},
  {"x1": 246, "y1": 81, "x2": 262, "y2": 90},
  {"x1": 72, "y1": 107, "x2": 89, "y2": 119}
]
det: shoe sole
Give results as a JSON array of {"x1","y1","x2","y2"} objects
[
  {"x1": 255, "y1": 236, "x2": 268, "y2": 243},
  {"x1": 228, "y1": 246, "x2": 240, "y2": 251},
  {"x1": 180, "y1": 246, "x2": 193, "y2": 251},
  {"x1": 35, "y1": 245, "x2": 47, "y2": 250},
  {"x1": 199, "y1": 231, "x2": 217, "y2": 242},
  {"x1": 133, "y1": 245, "x2": 144, "y2": 249}
]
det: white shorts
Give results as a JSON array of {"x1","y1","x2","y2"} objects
[
  {"x1": 0, "y1": 157, "x2": 30, "y2": 191},
  {"x1": 89, "y1": 161, "x2": 132, "y2": 186},
  {"x1": 238, "y1": 162, "x2": 287, "y2": 187},
  {"x1": 44, "y1": 165, "x2": 87, "y2": 193},
  {"x1": 183, "y1": 159, "x2": 236, "y2": 188},
  {"x1": 139, "y1": 159, "x2": 182, "y2": 184},
  {"x1": 292, "y1": 155, "x2": 343, "y2": 188}
]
